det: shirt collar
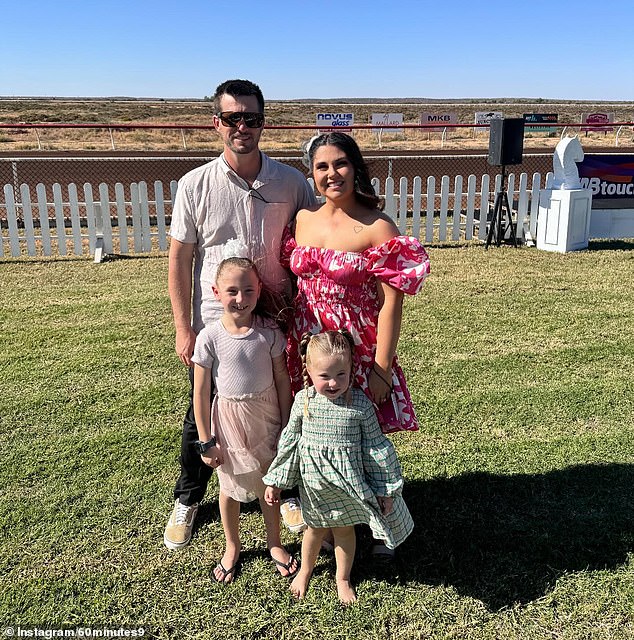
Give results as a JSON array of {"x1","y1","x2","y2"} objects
[{"x1": 220, "y1": 151, "x2": 276, "y2": 189}]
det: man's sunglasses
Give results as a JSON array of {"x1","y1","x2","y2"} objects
[{"x1": 217, "y1": 111, "x2": 265, "y2": 128}]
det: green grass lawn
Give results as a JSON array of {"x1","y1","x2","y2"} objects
[{"x1": 1, "y1": 241, "x2": 633, "y2": 639}]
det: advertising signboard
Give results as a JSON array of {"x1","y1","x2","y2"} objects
[
  {"x1": 474, "y1": 111, "x2": 503, "y2": 126},
  {"x1": 523, "y1": 113, "x2": 558, "y2": 133},
  {"x1": 474, "y1": 111, "x2": 503, "y2": 133},
  {"x1": 420, "y1": 112, "x2": 457, "y2": 133},
  {"x1": 578, "y1": 154, "x2": 634, "y2": 208},
  {"x1": 316, "y1": 112, "x2": 354, "y2": 133},
  {"x1": 581, "y1": 112, "x2": 614, "y2": 133},
  {"x1": 371, "y1": 113, "x2": 403, "y2": 134}
]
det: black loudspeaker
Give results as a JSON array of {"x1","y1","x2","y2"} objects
[{"x1": 488, "y1": 118, "x2": 524, "y2": 166}]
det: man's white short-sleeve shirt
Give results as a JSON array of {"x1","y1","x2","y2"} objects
[{"x1": 169, "y1": 152, "x2": 316, "y2": 332}]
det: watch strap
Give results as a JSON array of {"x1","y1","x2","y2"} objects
[{"x1": 194, "y1": 436, "x2": 216, "y2": 454}]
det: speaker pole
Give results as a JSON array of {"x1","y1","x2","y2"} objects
[{"x1": 485, "y1": 165, "x2": 517, "y2": 250}]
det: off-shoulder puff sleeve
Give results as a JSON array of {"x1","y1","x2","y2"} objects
[
  {"x1": 366, "y1": 236, "x2": 430, "y2": 295},
  {"x1": 280, "y1": 225, "x2": 297, "y2": 270}
]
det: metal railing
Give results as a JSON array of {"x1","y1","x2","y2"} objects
[{"x1": 1, "y1": 121, "x2": 632, "y2": 151}]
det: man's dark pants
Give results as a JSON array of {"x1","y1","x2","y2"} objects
[{"x1": 173, "y1": 368, "x2": 214, "y2": 506}]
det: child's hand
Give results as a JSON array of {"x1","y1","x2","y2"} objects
[
  {"x1": 264, "y1": 486, "x2": 281, "y2": 506},
  {"x1": 377, "y1": 496, "x2": 393, "y2": 515},
  {"x1": 201, "y1": 444, "x2": 223, "y2": 468}
]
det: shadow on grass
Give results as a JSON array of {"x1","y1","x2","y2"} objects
[
  {"x1": 360, "y1": 463, "x2": 634, "y2": 610},
  {"x1": 587, "y1": 239, "x2": 634, "y2": 251},
  {"x1": 101, "y1": 253, "x2": 167, "y2": 262}
]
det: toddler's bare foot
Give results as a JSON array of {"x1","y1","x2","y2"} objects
[
  {"x1": 290, "y1": 571, "x2": 310, "y2": 599},
  {"x1": 336, "y1": 578, "x2": 357, "y2": 605}
]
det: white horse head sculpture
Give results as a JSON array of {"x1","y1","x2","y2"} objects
[{"x1": 552, "y1": 136, "x2": 584, "y2": 190}]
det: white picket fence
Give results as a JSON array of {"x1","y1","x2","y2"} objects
[
  {"x1": 1, "y1": 180, "x2": 178, "y2": 261},
  {"x1": 1, "y1": 172, "x2": 553, "y2": 261}
]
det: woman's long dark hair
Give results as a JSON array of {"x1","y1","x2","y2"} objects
[{"x1": 308, "y1": 132, "x2": 383, "y2": 211}]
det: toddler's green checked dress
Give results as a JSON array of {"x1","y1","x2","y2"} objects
[{"x1": 263, "y1": 387, "x2": 414, "y2": 549}]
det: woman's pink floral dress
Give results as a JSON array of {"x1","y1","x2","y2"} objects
[{"x1": 282, "y1": 228, "x2": 430, "y2": 433}]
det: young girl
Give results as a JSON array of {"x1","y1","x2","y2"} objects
[
  {"x1": 191, "y1": 241, "x2": 297, "y2": 584},
  {"x1": 263, "y1": 330, "x2": 413, "y2": 605}
]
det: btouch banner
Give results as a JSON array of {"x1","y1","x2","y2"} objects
[{"x1": 578, "y1": 155, "x2": 634, "y2": 208}]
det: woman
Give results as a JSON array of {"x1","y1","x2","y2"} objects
[{"x1": 283, "y1": 132, "x2": 430, "y2": 436}]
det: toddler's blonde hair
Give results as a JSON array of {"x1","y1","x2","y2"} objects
[{"x1": 299, "y1": 329, "x2": 355, "y2": 416}]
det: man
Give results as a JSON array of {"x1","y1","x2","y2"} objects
[{"x1": 164, "y1": 79, "x2": 316, "y2": 549}]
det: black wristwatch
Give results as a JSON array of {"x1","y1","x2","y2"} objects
[{"x1": 194, "y1": 436, "x2": 217, "y2": 455}]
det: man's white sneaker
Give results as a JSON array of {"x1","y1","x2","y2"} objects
[{"x1": 163, "y1": 500, "x2": 199, "y2": 549}]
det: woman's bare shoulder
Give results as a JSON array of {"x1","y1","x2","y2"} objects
[
  {"x1": 368, "y1": 210, "x2": 399, "y2": 244},
  {"x1": 296, "y1": 204, "x2": 325, "y2": 225},
  {"x1": 297, "y1": 204, "x2": 322, "y2": 218}
]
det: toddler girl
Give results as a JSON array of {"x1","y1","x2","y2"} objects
[{"x1": 264, "y1": 330, "x2": 413, "y2": 604}]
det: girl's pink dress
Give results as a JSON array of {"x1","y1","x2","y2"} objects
[{"x1": 282, "y1": 228, "x2": 430, "y2": 433}]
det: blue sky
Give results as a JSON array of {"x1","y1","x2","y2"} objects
[{"x1": 1, "y1": 0, "x2": 632, "y2": 101}]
